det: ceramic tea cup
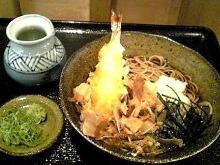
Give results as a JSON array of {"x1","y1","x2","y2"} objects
[{"x1": 4, "y1": 14, "x2": 66, "y2": 86}]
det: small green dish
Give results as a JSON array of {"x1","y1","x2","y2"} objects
[{"x1": 0, "y1": 94, "x2": 64, "y2": 156}]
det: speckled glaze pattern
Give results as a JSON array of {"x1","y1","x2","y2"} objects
[
  {"x1": 59, "y1": 31, "x2": 220, "y2": 164},
  {"x1": 0, "y1": 95, "x2": 64, "y2": 156}
]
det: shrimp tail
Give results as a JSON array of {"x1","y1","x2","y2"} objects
[{"x1": 110, "y1": 10, "x2": 122, "y2": 43}]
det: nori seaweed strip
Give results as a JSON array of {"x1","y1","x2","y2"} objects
[{"x1": 157, "y1": 86, "x2": 212, "y2": 145}]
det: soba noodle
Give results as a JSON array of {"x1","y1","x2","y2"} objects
[
  {"x1": 70, "y1": 8, "x2": 212, "y2": 158},
  {"x1": 104, "y1": 55, "x2": 212, "y2": 156},
  {"x1": 71, "y1": 54, "x2": 212, "y2": 157},
  {"x1": 125, "y1": 55, "x2": 199, "y2": 103}
]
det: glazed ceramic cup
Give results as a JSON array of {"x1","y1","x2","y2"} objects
[{"x1": 4, "y1": 14, "x2": 66, "y2": 86}]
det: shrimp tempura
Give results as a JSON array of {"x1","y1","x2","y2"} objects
[{"x1": 88, "y1": 11, "x2": 129, "y2": 116}]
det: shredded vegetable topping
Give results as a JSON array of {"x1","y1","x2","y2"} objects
[{"x1": 0, "y1": 103, "x2": 47, "y2": 147}]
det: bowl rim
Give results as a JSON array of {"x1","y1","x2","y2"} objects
[
  {"x1": 59, "y1": 31, "x2": 220, "y2": 164},
  {"x1": 0, "y1": 94, "x2": 64, "y2": 156}
]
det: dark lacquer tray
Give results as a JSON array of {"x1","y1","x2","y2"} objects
[{"x1": 0, "y1": 19, "x2": 220, "y2": 165}]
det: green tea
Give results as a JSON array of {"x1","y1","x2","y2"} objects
[{"x1": 16, "y1": 27, "x2": 47, "y2": 41}]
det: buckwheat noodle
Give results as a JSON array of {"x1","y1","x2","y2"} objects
[{"x1": 125, "y1": 55, "x2": 200, "y2": 103}]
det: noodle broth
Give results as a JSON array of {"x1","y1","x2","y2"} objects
[{"x1": 60, "y1": 31, "x2": 220, "y2": 163}]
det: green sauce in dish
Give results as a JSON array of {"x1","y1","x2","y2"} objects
[{"x1": 0, "y1": 103, "x2": 47, "y2": 147}]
